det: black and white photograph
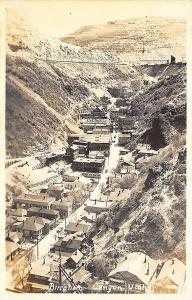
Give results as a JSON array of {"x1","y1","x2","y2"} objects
[{"x1": 1, "y1": 0, "x2": 191, "y2": 296}]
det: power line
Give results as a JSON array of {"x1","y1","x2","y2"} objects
[{"x1": 35, "y1": 57, "x2": 128, "y2": 66}]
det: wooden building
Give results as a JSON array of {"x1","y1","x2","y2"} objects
[
  {"x1": 51, "y1": 200, "x2": 72, "y2": 218},
  {"x1": 65, "y1": 250, "x2": 83, "y2": 269},
  {"x1": 118, "y1": 133, "x2": 132, "y2": 146},
  {"x1": 22, "y1": 218, "x2": 44, "y2": 239},
  {"x1": 66, "y1": 223, "x2": 91, "y2": 235},
  {"x1": 108, "y1": 252, "x2": 158, "y2": 294},
  {"x1": 72, "y1": 157, "x2": 105, "y2": 173},
  {"x1": 14, "y1": 193, "x2": 56, "y2": 209}
]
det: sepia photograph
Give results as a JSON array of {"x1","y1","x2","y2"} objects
[{"x1": 1, "y1": 0, "x2": 191, "y2": 296}]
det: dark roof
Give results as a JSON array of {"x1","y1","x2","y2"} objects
[
  {"x1": 52, "y1": 201, "x2": 72, "y2": 210},
  {"x1": 54, "y1": 237, "x2": 82, "y2": 251},
  {"x1": 29, "y1": 216, "x2": 51, "y2": 225},
  {"x1": 54, "y1": 240, "x2": 63, "y2": 247},
  {"x1": 39, "y1": 208, "x2": 58, "y2": 216},
  {"x1": 10, "y1": 208, "x2": 27, "y2": 217},
  {"x1": 54, "y1": 251, "x2": 72, "y2": 257},
  {"x1": 63, "y1": 175, "x2": 77, "y2": 182},
  {"x1": 23, "y1": 220, "x2": 44, "y2": 232},
  {"x1": 66, "y1": 239, "x2": 82, "y2": 250},
  {"x1": 27, "y1": 207, "x2": 41, "y2": 213},
  {"x1": 84, "y1": 206, "x2": 108, "y2": 214},
  {"x1": 66, "y1": 223, "x2": 90, "y2": 233}
]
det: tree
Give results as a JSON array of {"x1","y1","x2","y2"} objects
[{"x1": 11, "y1": 250, "x2": 35, "y2": 291}]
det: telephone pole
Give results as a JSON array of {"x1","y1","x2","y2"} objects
[
  {"x1": 59, "y1": 248, "x2": 62, "y2": 285},
  {"x1": 36, "y1": 235, "x2": 39, "y2": 260}
]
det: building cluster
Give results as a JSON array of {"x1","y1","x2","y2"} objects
[
  {"x1": 23, "y1": 250, "x2": 186, "y2": 293},
  {"x1": 107, "y1": 252, "x2": 186, "y2": 294},
  {"x1": 6, "y1": 94, "x2": 185, "y2": 294},
  {"x1": 5, "y1": 174, "x2": 88, "y2": 263},
  {"x1": 65, "y1": 106, "x2": 112, "y2": 175}
]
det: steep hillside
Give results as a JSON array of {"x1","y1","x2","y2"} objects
[
  {"x1": 131, "y1": 64, "x2": 186, "y2": 149},
  {"x1": 86, "y1": 63, "x2": 186, "y2": 278},
  {"x1": 6, "y1": 10, "x2": 144, "y2": 157},
  {"x1": 62, "y1": 17, "x2": 186, "y2": 62},
  {"x1": 87, "y1": 138, "x2": 186, "y2": 279}
]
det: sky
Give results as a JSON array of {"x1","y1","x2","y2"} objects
[{"x1": 5, "y1": 0, "x2": 189, "y2": 37}]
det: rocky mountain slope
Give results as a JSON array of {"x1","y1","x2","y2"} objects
[
  {"x1": 131, "y1": 63, "x2": 186, "y2": 149},
  {"x1": 62, "y1": 17, "x2": 186, "y2": 62},
  {"x1": 87, "y1": 137, "x2": 186, "y2": 280},
  {"x1": 6, "y1": 10, "x2": 144, "y2": 157},
  {"x1": 86, "y1": 63, "x2": 186, "y2": 277}
]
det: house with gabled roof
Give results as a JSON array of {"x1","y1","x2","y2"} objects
[
  {"x1": 66, "y1": 222, "x2": 91, "y2": 235},
  {"x1": 65, "y1": 250, "x2": 84, "y2": 269},
  {"x1": 22, "y1": 218, "x2": 44, "y2": 239}
]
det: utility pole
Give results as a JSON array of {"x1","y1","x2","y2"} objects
[
  {"x1": 125, "y1": 280, "x2": 129, "y2": 294},
  {"x1": 36, "y1": 235, "x2": 39, "y2": 260},
  {"x1": 142, "y1": 41, "x2": 145, "y2": 53},
  {"x1": 64, "y1": 217, "x2": 67, "y2": 229},
  {"x1": 59, "y1": 248, "x2": 62, "y2": 285}
]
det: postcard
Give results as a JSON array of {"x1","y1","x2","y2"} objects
[{"x1": 1, "y1": 0, "x2": 192, "y2": 299}]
